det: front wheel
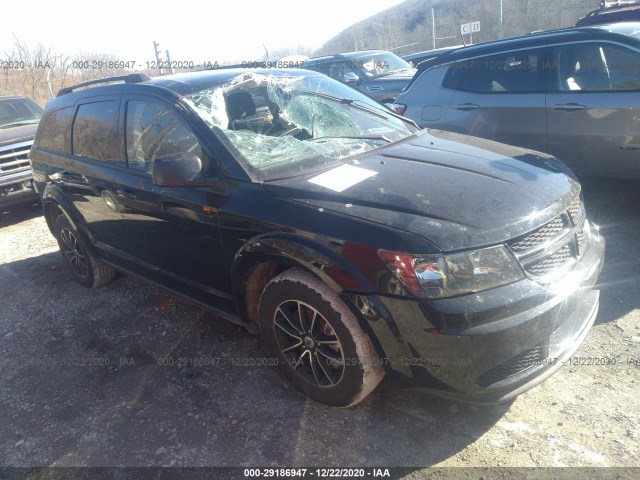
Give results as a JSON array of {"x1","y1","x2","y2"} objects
[
  {"x1": 259, "y1": 269, "x2": 384, "y2": 407},
  {"x1": 53, "y1": 214, "x2": 117, "y2": 288}
]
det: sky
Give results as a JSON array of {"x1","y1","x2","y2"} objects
[{"x1": 1, "y1": 0, "x2": 406, "y2": 65}]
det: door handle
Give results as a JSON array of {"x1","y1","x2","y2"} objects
[
  {"x1": 553, "y1": 103, "x2": 586, "y2": 112},
  {"x1": 117, "y1": 189, "x2": 136, "y2": 200},
  {"x1": 453, "y1": 103, "x2": 479, "y2": 111}
]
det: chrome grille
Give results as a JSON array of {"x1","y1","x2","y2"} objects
[
  {"x1": 509, "y1": 215, "x2": 565, "y2": 252},
  {"x1": 0, "y1": 143, "x2": 32, "y2": 176},
  {"x1": 577, "y1": 228, "x2": 586, "y2": 250},
  {"x1": 508, "y1": 198, "x2": 587, "y2": 280},
  {"x1": 526, "y1": 243, "x2": 574, "y2": 277},
  {"x1": 568, "y1": 200, "x2": 584, "y2": 226}
]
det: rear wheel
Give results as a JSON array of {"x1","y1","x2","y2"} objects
[
  {"x1": 53, "y1": 214, "x2": 117, "y2": 288},
  {"x1": 259, "y1": 269, "x2": 384, "y2": 407}
]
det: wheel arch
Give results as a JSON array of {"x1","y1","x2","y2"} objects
[
  {"x1": 231, "y1": 233, "x2": 379, "y2": 334},
  {"x1": 41, "y1": 185, "x2": 93, "y2": 247}
]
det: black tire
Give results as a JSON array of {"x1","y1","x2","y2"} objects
[
  {"x1": 259, "y1": 269, "x2": 384, "y2": 407},
  {"x1": 53, "y1": 214, "x2": 117, "y2": 288}
]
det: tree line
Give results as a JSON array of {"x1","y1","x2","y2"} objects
[{"x1": 315, "y1": 0, "x2": 603, "y2": 57}]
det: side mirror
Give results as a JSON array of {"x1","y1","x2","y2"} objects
[
  {"x1": 152, "y1": 152, "x2": 203, "y2": 187},
  {"x1": 343, "y1": 71, "x2": 360, "y2": 84}
]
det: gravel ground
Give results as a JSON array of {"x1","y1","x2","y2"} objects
[{"x1": 0, "y1": 178, "x2": 638, "y2": 477}]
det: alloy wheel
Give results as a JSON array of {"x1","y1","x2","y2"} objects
[
  {"x1": 60, "y1": 228, "x2": 88, "y2": 277},
  {"x1": 273, "y1": 300, "x2": 345, "y2": 387}
]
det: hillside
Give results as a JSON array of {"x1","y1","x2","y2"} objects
[{"x1": 315, "y1": 0, "x2": 603, "y2": 57}]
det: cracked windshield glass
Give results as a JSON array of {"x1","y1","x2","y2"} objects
[{"x1": 185, "y1": 72, "x2": 417, "y2": 180}]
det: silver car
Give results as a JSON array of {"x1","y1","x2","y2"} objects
[
  {"x1": 394, "y1": 22, "x2": 640, "y2": 178},
  {"x1": 303, "y1": 50, "x2": 416, "y2": 104}
]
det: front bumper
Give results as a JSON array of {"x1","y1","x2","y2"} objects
[
  {"x1": 0, "y1": 174, "x2": 38, "y2": 208},
  {"x1": 347, "y1": 224, "x2": 605, "y2": 404}
]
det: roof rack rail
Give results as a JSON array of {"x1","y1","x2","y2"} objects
[{"x1": 57, "y1": 73, "x2": 151, "y2": 97}]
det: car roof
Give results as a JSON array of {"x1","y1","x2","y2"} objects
[
  {"x1": 0, "y1": 95, "x2": 32, "y2": 101},
  {"x1": 44, "y1": 68, "x2": 322, "y2": 110},
  {"x1": 403, "y1": 46, "x2": 461, "y2": 62},
  {"x1": 577, "y1": 2, "x2": 640, "y2": 26},
  {"x1": 149, "y1": 68, "x2": 318, "y2": 95},
  {"x1": 304, "y1": 50, "x2": 390, "y2": 63},
  {"x1": 418, "y1": 22, "x2": 640, "y2": 70}
]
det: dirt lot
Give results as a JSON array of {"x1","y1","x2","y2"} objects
[{"x1": 0, "y1": 178, "x2": 638, "y2": 477}]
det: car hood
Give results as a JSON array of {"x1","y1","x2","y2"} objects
[
  {"x1": 0, "y1": 124, "x2": 38, "y2": 148},
  {"x1": 263, "y1": 129, "x2": 580, "y2": 252},
  {"x1": 373, "y1": 69, "x2": 416, "y2": 81}
]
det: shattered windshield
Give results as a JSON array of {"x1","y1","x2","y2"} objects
[
  {"x1": 354, "y1": 52, "x2": 415, "y2": 79},
  {"x1": 184, "y1": 72, "x2": 416, "y2": 181}
]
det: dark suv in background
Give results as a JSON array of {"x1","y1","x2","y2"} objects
[
  {"x1": 302, "y1": 50, "x2": 416, "y2": 104},
  {"x1": 31, "y1": 70, "x2": 603, "y2": 407},
  {"x1": 575, "y1": 2, "x2": 640, "y2": 26},
  {"x1": 0, "y1": 96, "x2": 43, "y2": 209}
]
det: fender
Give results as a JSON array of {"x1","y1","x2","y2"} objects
[
  {"x1": 41, "y1": 184, "x2": 94, "y2": 247},
  {"x1": 232, "y1": 232, "x2": 381, "y2": 292},
  {"x1": 230, "y1": 232, "x2": 411, "y2": 368},
  {"x1": 230, "y1": 231, "x2": 387, "y2": 325}
]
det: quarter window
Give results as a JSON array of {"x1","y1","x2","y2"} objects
[
  {"x1": 551, "y1": 43, "x2": 640, "y2": 92},
  {"x1": 38, "y1": 107, "x2": 72, "y2": 154},
  {"x1": 72, "y1": 101, "x2": 120, "y2": 162},
  {"x1": 443, "y1": 50, "x2": 542, "y2": 93},
  {"x1": 125, "y1": 100, "x2": 201, "y2": 173}
]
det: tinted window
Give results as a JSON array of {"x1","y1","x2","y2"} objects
[
  {"x1": 0, "y1": 98, "x2": 42, "y2": 127},
  {"x1": 125, "y1": 100, "x2": 201, "y2": 173},
  {"x1": 38, "y1": 107, "x2": 72, "y2": 153},
  {"x1": 72, "y1": 101, "x2": 119, "y2": 162},
  {"x1": 551, "y1": 42, "x2": 640, "y2": 91},
  {"x1": 443, "y1": 50, "x2": 542, "y2": 93},
  {"x1": 606, "y1": 46, "x2": 640, "y2": 90},
  {"x1": 305, "y1": 61, "x2": 357, "y2": 81}
]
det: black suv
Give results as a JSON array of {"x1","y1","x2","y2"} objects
[
  {"x1": 31, "y1": 70, "x2": 604, "y2": 406},
  {"x1": 0, "y1": 96, "x2": 43, "y2": 208}
]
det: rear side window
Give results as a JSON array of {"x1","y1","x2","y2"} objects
[
  {"x1": 125, "y1": 100, "x2": 201, "y2": 174},
  {"x1": 443, "y1": 50, "x2": 542, "y2": 93},
  {"x1": 72, "y1": 101, "x2": 120, "y2": 162},
  {"x1": 38, "y1": 107, "x2": 72, "y2": 154}
]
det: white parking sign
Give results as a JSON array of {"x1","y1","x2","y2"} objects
[{"x1": 461, "y1": 21, "x2": 481, "y2": 35}]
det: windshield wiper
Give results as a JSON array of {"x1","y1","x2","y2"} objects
[
  {"x1": 301, "y1": 90, "x2": 419, "y2": 130},
  {"x1": 302, "y1": 91, "x2": 389, "y2": 119},
  {"x1": 311, "y1": 135, "x2": 392, "y2": 143},
  {"x1": 0, "y1": 119, "x2": 40, "y2": 129}
]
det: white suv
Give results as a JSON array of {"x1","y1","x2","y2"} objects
[{"x1": 395, "y1": 22, "x2": 640, "y2": 178}]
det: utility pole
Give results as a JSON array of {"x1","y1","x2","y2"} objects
[
  {"x1": 153, "y1": 41, "x2": 163, "y2": 75},
  {"x1": 431, "y1": 8, "x2": 436, "y2": 50},
  {"x1": 499, "y1": 0, "x2": 503, "y2": 39},
  {"x1": 165, "y1": 50, "x2": 174, "y2": 74}
]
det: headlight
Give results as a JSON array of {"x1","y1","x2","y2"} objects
[{"x1": 378, "y1": 245, "x2": 524, "y2": 299}]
